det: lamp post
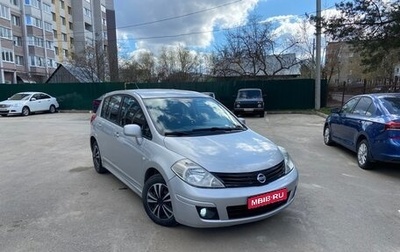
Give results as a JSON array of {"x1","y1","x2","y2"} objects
[{"x1": 315, "y1": 0, "x2": 321, "y2": 109}]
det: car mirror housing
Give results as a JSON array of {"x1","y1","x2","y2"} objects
[
  {"x1": 331, "y1": 108, "x2": 341, "y2": 114},
  {"x1": 123, "y1": 124, "x2": 143, "y2": 144}
]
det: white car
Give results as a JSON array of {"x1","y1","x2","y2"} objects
[{"x1": 0, "y1": 92, "x2": 59, "y2": 116}]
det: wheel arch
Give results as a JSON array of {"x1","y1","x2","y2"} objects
[{"x1": 356, "y1": 134, "x2": 375, "y2": 161}]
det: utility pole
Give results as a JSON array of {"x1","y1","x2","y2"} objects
[{"x1": 315, "y1": 0, "x2": 322, "y2": 109}]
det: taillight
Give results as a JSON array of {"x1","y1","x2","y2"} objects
[
  {"x1": 384, "y1": 121, "x2": 400, "y2": 130},
  {"x1": 90, "y1": 114, "x2": 96, "y2": 123}
]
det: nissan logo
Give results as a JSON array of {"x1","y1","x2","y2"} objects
[{"x1": 257, "y1": 173, "x2": 266, "y2": 184}]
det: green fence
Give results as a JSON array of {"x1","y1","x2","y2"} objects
[{"x1": 0, "y1": 79, "x2": 327, "y2": 111}]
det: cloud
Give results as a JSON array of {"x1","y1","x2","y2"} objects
[{"x1": 115, "y1": 0, "x2": 259, "y2": 52}]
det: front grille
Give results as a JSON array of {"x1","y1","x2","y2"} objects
[
  {"x1": 237, "y1": 102, "x2": 260, "y2": 109},
  {"x1": 227, "y1": 192, "x2": 290, "y2": 219},
  {"x1": 212, "y1": 161, "x2": 285, "y2": 188}
]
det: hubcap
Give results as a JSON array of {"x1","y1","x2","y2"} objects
[
  {"x1": 146, "y1": 183, "x2": 173, "y2": 220},
  {"x1": 358, "y1": 143, "x2": 367, "y2": 165},
  {"x1": 92, "y1": 144, "x2": 101, "y2": 169}
]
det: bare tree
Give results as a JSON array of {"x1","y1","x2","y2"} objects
[
  {"x1": 211, "y1": 16, "x2": 301, "y2": 79},
  {"x1": 119, "y1": 51, "x2": 156, "y2": 83},
  {"x1": 70, "y1": 41, "x2": 109, "y2": 82}
]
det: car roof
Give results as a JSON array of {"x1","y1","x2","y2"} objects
[
  {"x1": 106, "y1": 89, "x2": 207, "y2": 99},
  {"x1": 356, "y1": 93, "x2": 400, "y2": 99}
]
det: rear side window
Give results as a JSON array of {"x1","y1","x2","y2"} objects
[
  {"x1": 352, "y1": 97, "x2": 373, "y2": 116},
  {"x1": 100, "y1": 95, "x2": 123, "y2": 124}
]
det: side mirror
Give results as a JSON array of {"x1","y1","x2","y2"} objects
[
  {"x1": 331, "y1": 108, "x2": 341, "y2": 114},
  {"x1": 123, "y1": 124, "x2": 143, "y2": 144}
]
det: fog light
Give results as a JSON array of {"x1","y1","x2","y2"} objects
[{"x1": 196, "y1": 206, "x2": 219, "y2": 220}]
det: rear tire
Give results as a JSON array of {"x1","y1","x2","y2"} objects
[
  {"x1": 357, "y1": 139, "x2": 374, "y2": 170},
  {"x1": 142, "y1": 174, "x2": 178, "y2": 227},
  {"x1": 49, "y1": 105, "x2": 56, "y2": 113},
  {"x1": 91, "y1": 141, "x2": 108, "y2": 174},
  {"x1": 22, "y1": 106, "x2": 30, "y2": 116}
]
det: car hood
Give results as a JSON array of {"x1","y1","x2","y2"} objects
[
  {"x1": 163, "y1": 130, "x2": 283, "y2": 173},
  {"x1": 0, "y1": 100, "x2": 24, "y2": 105}
]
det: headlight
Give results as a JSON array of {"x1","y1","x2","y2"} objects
[
  {"x1": 11, "y1": 103, "x2": 22, "y2": 108},
  {"x1": 278, "y1": 146, "x2": 295, "y2": 174},
  {"x1": 171, "y1": 159, "x2": 224, "y2": 188}
]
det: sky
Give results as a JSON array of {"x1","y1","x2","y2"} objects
[{"x1": 113, "y1": 0, "x2": 339, "y2": 59}]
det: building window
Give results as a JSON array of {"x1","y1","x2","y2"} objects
[
  {"x1": 54, "y1": 46, "x2": 59, "y2": 55},
  {"x1": 10, "y1": 0, "x2": 19, "y2": 6},
  {"x1": 30, "y1": 56, "x2": 44, "y2": 67},
  {"x1": 15, "y1": 55, "x2": 24, "y2": 65},
  {"x1": 13, "y1": 35, "x2": 22, "y2": 46},
  {"x1": 28, "y1": 36, "x2": 44, "y2": 47},
  {"x1": 25, "y1": 15, "x2": 42, "y2": 28},
  {"x1": 85, "y1": 0, "x2": 90, "y2": 3},
  {"x1": 47, "y1": 58, "x2": 55, "y2": 68},
  {"x1": 69, "y1": 22, "x2": 73, "y2": 29},
  {"x1": 67, "y1": 6, "x2": 71, "y2": 15},
  {"x1": 52, "y1": 12, "x2": 56, "y2": 21},
  {"x1": 44, "y1": 21, "x2": 52, "y2": 31},
  {"x1": 102, "y1": 18, "x2": 107, "y2": 26},
  {"x1": 46, "y1": 40, "x2": 53, "y2": 49},
  {"x1": 103, "y1": 31, "x2": 107, "y2": 39},
  {"x1": 61, "y1": 16, "x2": 66, "y2": 25},
  {"x1": 43, "y1": 3, "x2": 51, "y2": 13},
  {"x1": 101, "y1": 4, "x2": 106, "y2": 13},
  {"x1": 11, "y1": 15, "x2": 21, "y2": 26},
  {"x1": 70, "y1": 37, "x2": 74, "y2": 44},
  {"x1": 0, "y1": 4, "x2": 11, "y2": 20},
  {"x1": 63, "y1": 49, "x2": 68, "y2": 57},
  {"x1": 53, "y1": 30, "x2": 57, "y2": 39},
  {"x1": 2, "y1": 50, "x2": 14, "y2": 62},
  {"x1": 25, "y1": 0, "x2": 41, "y2": 9},
  {"x1": 60, "y1": 0, "x2": 64, "y2": 9},
  {"x1": 84, "y1": 7, "x2": 91, "y2": 17},
  {"x1": 62, "y1": 33, "x2": 67, "y2": 42},
  {"x1": 0, "y1": 26, "x2": 12, "y2": 39}
]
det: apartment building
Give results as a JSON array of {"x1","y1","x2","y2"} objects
[{"x1": 0, "y1": 0, "x2": 117, "y2": 84}]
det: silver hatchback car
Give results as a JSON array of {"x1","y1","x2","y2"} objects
[{"x1": 90, "y1": 89, "x2": 298, "y2": 228}]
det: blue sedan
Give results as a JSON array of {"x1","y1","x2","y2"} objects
[{"x1": 323, "y1": 93, "x2": 400, "y2": 169}]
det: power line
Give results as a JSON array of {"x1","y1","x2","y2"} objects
[{"x1": 117, "y1": 0, "x2": 243, "y2": 30}]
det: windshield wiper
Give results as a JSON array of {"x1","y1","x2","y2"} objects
[
  {"x1": 164, "y1": 131, "x2": 192, "y2": 136},
  {"x1": 192, "y1": 126, "x2": 244, "y2": 132}
]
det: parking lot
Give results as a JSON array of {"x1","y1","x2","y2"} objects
[{"x1": 1, "y1": 112, "x2": 400, "y2": 252}]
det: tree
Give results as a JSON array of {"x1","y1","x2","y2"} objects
[
  {"x1": 119, "y1": 51, "x2": 156, "y2": 83},
  {"x1": 211, "y1": 16, "x2": 301, "y2": 79},
  {"x1": 320, "y1": 0, "x2": 400, "y2": 73},
  {"x1": 157, "y1": 45, "x2": 202, "y2": 82},
  {"x1": 70, "y1": 41, "x2": 109, "y2": 82}
]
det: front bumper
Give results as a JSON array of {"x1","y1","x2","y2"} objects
[
  {"x1": 168, "y1": 168, "x2": 298, "y2": 228},
  {"x1": 0, "y1": 107, "x2": 22, "y2": 115}
]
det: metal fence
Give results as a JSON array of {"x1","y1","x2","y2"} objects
[{"x1": 0, "y1": 79, "x2": 327, "y2": 111}]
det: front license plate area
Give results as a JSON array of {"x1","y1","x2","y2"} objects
[
  {"x1": 244, "y1": 108, "x2": 254, "y2": 112},
  {"x1": 247, "y1": 188, "x2": 288, "y2": 209}
]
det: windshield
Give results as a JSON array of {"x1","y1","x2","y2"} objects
[
  {"x1": 9, "y1": 93, "x2": 31, "y2": 101},
  {"x1": 237, "y1": 90, "x2": 262, "y2": 99},
  {"x1": 381, "y1": 97, "x2": 400, "y2": 116},
  {"x1": 144, "y1": 97, "x2": 246, "y2": 136}
]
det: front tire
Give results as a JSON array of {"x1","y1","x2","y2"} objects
[
  {"x1": 22, "y1": 106, "x2": 30, "y2": 116},
  {"x1": 323, "y1": 125, "x2": 334, "y2": 146},
  {"x1": 357, "y1": 139, "x2": 374, "y2": 170},
  {"x1": 142, "y1": 174, "x2": 178, "y2": 227},
  {"x1": 91, "y1": 141, "x2": 108, "y2": 174}
]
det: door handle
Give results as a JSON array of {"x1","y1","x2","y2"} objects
[{"x1": 114, "y1": 132, "x2": 120, "y2": 137}]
